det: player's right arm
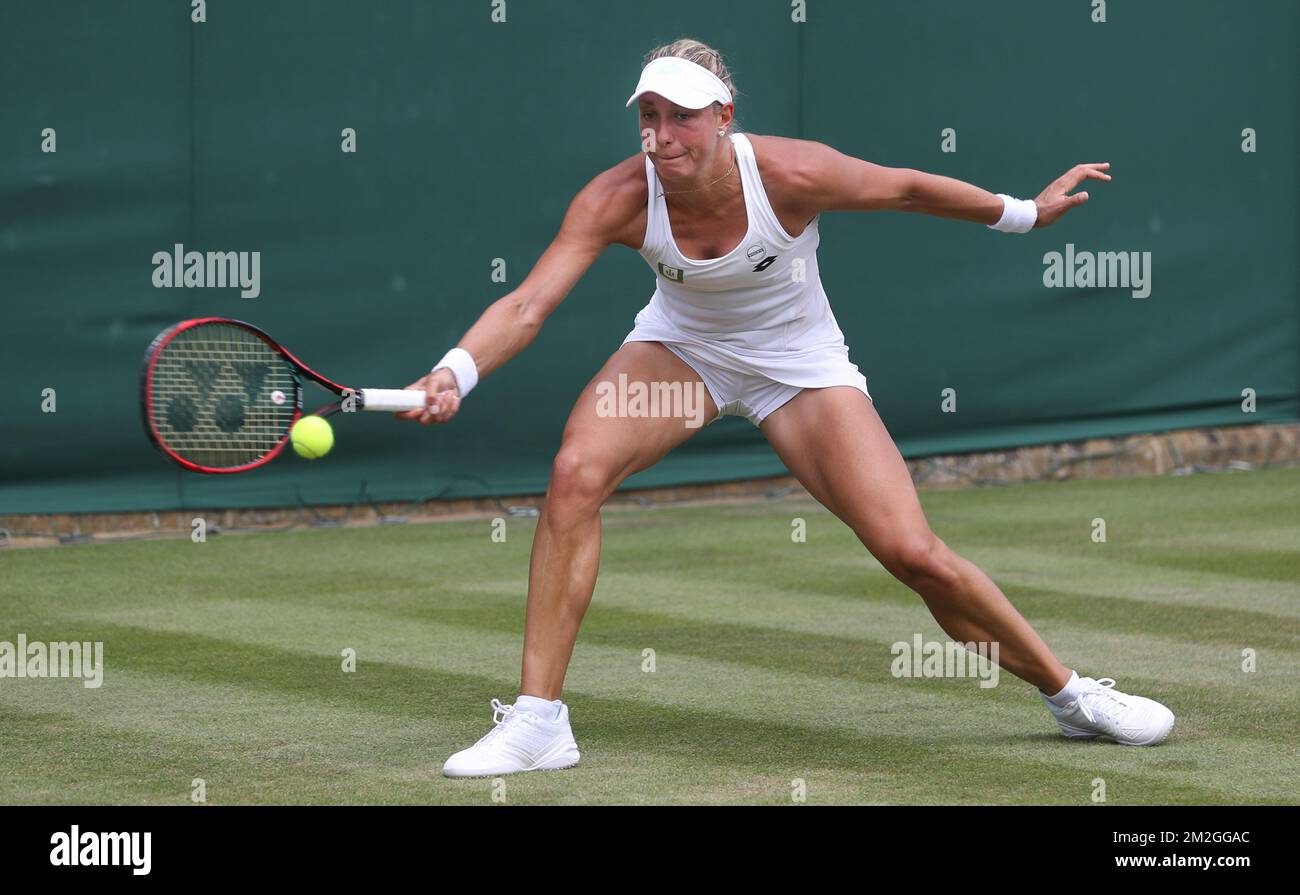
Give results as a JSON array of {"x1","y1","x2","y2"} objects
[{"x1": 397, "y1": 165, "x2": 638, "y2": 425}]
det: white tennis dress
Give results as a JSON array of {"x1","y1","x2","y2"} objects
[{"x1": 623, "y1": 132, "x2": 871, "y2": 426}]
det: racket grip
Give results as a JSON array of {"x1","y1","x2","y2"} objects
[{"x1": 357, "y1": 388, "x2": 430, "y2": 412}]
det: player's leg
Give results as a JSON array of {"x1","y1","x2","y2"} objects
[
  {"x1": 760, "y1": 385, "x2": 1070, "y2": 692},
  {"x1": 760, "y1": 385, "x2": 1175, "y2": 745},
  {"x1": 521, "y1": 341, "x2": 717, "y2": 698},
  {"x1": 443, "y1": 341, "x2": 719, "y2": 777}
]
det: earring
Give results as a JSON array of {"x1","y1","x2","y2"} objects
[{"x1": 718, "y1": 129, "x2": 725, "y2": 136}]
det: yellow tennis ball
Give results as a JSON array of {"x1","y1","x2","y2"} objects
[{"x1": 290, "y1": 415, "x2": 334, "y2": 459}]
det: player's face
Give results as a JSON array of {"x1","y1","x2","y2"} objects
[{"x1": 636, "y1": 94, "x2": 723, "y2": 178}]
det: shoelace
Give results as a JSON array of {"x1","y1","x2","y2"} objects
[
  {"x1": 1076, "y1": 678, "x2": 1131, "y2": 726},
  {"x1": 490, "y1": 697, "x2": 516, "y2": 726},
  {"x1": 478, "y1": 698, "x2": 534, "y2": 746}
]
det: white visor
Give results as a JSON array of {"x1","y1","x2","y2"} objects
[{"x1": 625, "y1": 56, "x2": 733, "y2": 110}]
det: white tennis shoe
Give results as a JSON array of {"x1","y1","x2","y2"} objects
[
  {"x1": 442, "y1": 697, "x2": 581, "y2": 778},
  {"x1": 1042, "y1": 676, "x2": 1175, "y2": 746}
]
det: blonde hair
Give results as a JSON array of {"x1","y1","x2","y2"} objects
[{"x1": 643, "y1": 38, "x2": 742, "y2": 133}]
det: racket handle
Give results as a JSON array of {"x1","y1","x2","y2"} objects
[{"x1": 357, "y1": 388, "x2": 430, "y2": 412}]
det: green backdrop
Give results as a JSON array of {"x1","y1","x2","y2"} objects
[{"x1": 1, "y1": 0, "x2": 1295, "y2": 514}]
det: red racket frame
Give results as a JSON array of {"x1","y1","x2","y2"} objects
[{"x1": 140, "y1": 317, "x2": 355, "y2": 474}]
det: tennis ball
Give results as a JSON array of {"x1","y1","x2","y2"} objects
[{"x1": 290, "y1": 415, "x2": 334, "y2": 459}]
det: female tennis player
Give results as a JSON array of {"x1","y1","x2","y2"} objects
[{"x1": 397, "y1": 39, "x2": 1175, "y2": 776}]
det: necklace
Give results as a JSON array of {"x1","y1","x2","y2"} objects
[{"x1": 656, "y1": 145, "x2": 737, "y2": 198}]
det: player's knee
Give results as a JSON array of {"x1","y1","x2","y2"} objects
[
  {"x1": 883, "y1": 533, "x2": 955, "y2": 589},
  {"x1": 548, "y1": 446, "x2": 615, "y2": 509}
]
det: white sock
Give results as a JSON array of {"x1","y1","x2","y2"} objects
[
  {"x1": 515, "y1": 694, "x2": 562, "y2": 722},
  {"x1": 1042, "y1": 670, "x2": 1083, "y2": 707}
]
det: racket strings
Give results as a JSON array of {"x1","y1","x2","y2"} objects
[{"x1": 148, "y1": 324, "x2": 299, "y2": 468}]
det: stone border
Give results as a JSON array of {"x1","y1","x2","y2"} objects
[{"x1": 2, "y1": 422, "x2": 1297, "y2": 549}]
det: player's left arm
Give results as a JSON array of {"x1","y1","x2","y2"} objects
[{"x1": 797, "y1": 140, "x2": 1111, "y2": 228}]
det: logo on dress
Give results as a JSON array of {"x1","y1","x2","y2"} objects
[
  {"x1": 745, "y1": 244, "x2": 767, "y2": 262},
  {"x1": 657, "y1": 262, "x2": 685, "y2": 283}
]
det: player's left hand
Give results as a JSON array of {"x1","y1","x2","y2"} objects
[{"x1": 1033, "y1": 163, "x2": 1111, "y2": 228}]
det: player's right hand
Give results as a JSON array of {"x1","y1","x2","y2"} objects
[{"x1": 394, "y1": 367, "x2": 461, "y2": 425}]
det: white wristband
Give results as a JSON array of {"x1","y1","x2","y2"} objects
[
  {"x1": 988, "y1": 194, "x2": 1038, "y2": 233},
  {"x1": 431, "y1": 347, "x2": 479, "y2": 398}
]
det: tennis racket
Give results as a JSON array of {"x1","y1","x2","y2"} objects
[{"x1": 140, "y1": 316, "x2": 428, "y2": 474}]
